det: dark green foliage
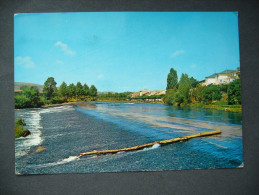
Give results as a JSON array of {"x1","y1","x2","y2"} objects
[
  {"x1": 15, "y1": 118, "x2": 26, "y2": 126},
  {"x1": 190, "y1": 77, "x2": 199, "y2": 88},
  {"x1": 98, "y1": 92, "x2": 132, "y2": 100},
  {"x1": 43, "y1": 77, "x2": 57, "y2": 100},
  {"x1": 59, "y1": 82, "x2": 68, "y2": 98},
  {"x1": 75, "y1": 82, "x2": 83, "y2": 98},
  {"x1": 89, "y1": 85, "x2": 97, "y2": 97},
  {"x1": 67, "y1": 83, "x2": 76, "y2": 98},
  {"x1": 163, "y1": 67, "x2": 240, "y2": 107},
  {"x1": 227, "y1": 79, "x2": 241, "y2": 105},
  {"x1": 15, "y1": 77, "x2": 98, "y2": 107},
  {"x1": 162, "y1": 89, "x2": 176, "y2": 105},
  {"x1": 202, "y1": 85, "x2": 222, "y2": 104},
  {"x1": 82, "y1": 84, "x2": 89, "y2": 96},
  {"x1": 15, "y1": 118, "x2": 26, "y2": 138},
  {"x1": 133, "y1": 94, "x2": 163, "y2": 100},
  {"x1": 166, "y1": 68, "x2": 178, "y2": 90},
  {"x1": 192, "y1": 86, "x2": 206, "y2": 102},
  {"x1": 219, "y1": 84, "x2": 228, "y2": 93},
  {"x1": 177, "y1": 73, "x2": 191, "y2": 104},
  {"x1": 15, "y1": 86, "x2": 43, "y2": 109}
]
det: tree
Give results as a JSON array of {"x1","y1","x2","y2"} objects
[
  {"x1": 14, "y1": 86, "x2": 43, "y2": 108},
  {"x1": 166, "y1": 68, "x2": 178, "y2": 90},
  {"x1": 75, "y1": 82, "x2": 83, "y2": 98},
  {"x1": 23, "y1": 86, "x2": 42, "y2": 107},
  {"x1": 202, "y1": 85, "x2": 222, "y2": 104},
  {"x1": 59, "y1": 82, "x2": 68, "y2": 98},
  {"x1": 162, "y1": 89, "x2": 177, "y2": 105},
  {"x1": 227, "y1": 79, "x2": 241, "y2": 105},
  {"x1": 82, "y1": 84, "x2": 89, "y2": 96},
  {"x1": 43, "y1": 77, "x2": 57, "y2": 100},
  {"x1": 177, "y1": 73, "x2": 191, "y2": 104},
  {"x1": 89, "y1": 85, "x2": 97, "y2": 97},
  {"x1": 67, "y1": 83, "x2": 76, "y2": 98},
  {"x1": 190, "y1": 77, "x2": 199, "y2": 88}
]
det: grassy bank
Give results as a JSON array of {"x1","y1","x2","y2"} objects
[{"x1": 189, "y1": 102, "x2": 242, "y2": 113}]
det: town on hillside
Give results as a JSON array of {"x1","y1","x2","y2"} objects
[{"x1": 127, "y1": 67, "x2": 240, "y2": 99}]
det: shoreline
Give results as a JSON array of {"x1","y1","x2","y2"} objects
[{"x1": 16, "y1": 99, "x2": 242, "y2": 113}]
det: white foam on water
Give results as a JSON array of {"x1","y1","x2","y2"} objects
[
  {"x1": 15, "y1": 105, "x2": 74, "y2": 158},
  {"x1": 40, "y1": 105, "x2": 74, "y2": 114},
  {"x1": 142, "y1": 143, "x2": 161, "y2": 151},
  {"x1": 31, "y1": 156, "x2": 79, "y2": 168},
  {"x1": 15, "y1": 110, "x2": 43, "y2": 157}
]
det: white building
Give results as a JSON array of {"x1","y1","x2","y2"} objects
[{"x1": 202, "y1": 68, "x2": 240, "y2": 86}]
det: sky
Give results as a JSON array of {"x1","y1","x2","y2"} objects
[{"x1": 14, "y1": 12, "x2": 240, "y2": 92}]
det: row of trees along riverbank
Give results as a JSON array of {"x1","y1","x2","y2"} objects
[
  {"x1": 15, "y1": 77, "x2": 97, "y2": 109},
  {"x1": 163, "y1": 68, "x2": 241, "y2": 112}
]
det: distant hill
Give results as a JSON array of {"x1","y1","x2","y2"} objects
[{"x1": 15, "y1": 82, "x2": 44, "y2": 92}]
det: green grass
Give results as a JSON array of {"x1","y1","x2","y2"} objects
[
  {"x1": 190, "y1": 102, "x2": 242, "y2": 113},
  {"x1": 15, "y1": 125, "x2": 24, "y2": 138}
]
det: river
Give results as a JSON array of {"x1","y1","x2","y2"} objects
[{"x1": 15, "y1": 102, "x2": 243, "y2": 174}]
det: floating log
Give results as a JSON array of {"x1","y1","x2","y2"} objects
[{"x1": 78, "y1": 130, "x2": 221, "y2": 158}]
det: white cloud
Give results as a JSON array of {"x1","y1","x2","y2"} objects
[
  {"x1": 97, "y1": 74, "x2": 103, "y2": 79},
  {"x1": 171, "y1": 50, "x2": 185, "y2": 58},
  {"x1": 55, "y1": 41, "x2": 75, "y2": 56},
  {"x1": 15, "y1": 56, "x2": 35, "y2": 68}
]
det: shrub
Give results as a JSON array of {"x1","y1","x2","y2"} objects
[{"x1": 14, "y1": 118, "x2": 26, "y2": 138}]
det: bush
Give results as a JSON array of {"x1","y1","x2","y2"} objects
[
  {"x1": 15, "y1": 118, "x2": 26, "y2": 126},
  {"x1": 15, "y1": 86, "x2": 43, "y2": 109},
  {"x1": 227, "y1": 79, "x2": 241, "y2": 105},
  {"x1": 15, "y1": 118, "x2": 26, "y2": 138}
]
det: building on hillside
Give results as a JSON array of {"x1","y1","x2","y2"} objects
[
  {"x1": 157, "y1": 90, "x2": 166, "y2": 95},
  {"x1": 201, "y1": 68, "x2": 240, "y2": 86},
  {"x1": 130, "y1": 92, "x2": 141, "y2": 98},
  {"x1": 139, "y1": 89, "x2": 150, "y2": 96},
  {"x1": 150, "y1": 90, "x2": 159, "y2": 96}
]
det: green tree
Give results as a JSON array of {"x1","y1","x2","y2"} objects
[
  {"x1": 24, "y1": 86, "x2": 42, "y2": 107},
  {"x1": 59, "y1": 82, "x2": 68, "y2": 98},
  {"x1": 190, "y1": 77, "x2": 199, "y2": 88},
  {"x1": 177, "y1": 73, "x2": 191, "y2": 104},
  {"x1": 82, "y1": 83, "x2": 89, "y2": 96},
  {"x1": 75, "y1": 82, "x2": 83, "y2": 99},
  {"x1": 15, "y1": 86, "x2": 43, "y2": 108},
  {"x1": 227, "y1": 79, "x2": 241, "y2": 105},
  {"x1": 162, "y1": 89, "x2": 177, "y2": 105},
  {"x1": 201, "y1": 85, "x2": 222, "y2": 104},
  {"x1": 67, "y1": 83, "x2": 76, "y2": 99},
  {"x1": 166, "y1": 68, "x2": 178, "y2": 90},
  {"x1": 89, "y1": 85, "x2": 97, "y2": 97},
  {"x1": 43, "y1": 77, "x2": 57, "y2": 100},
  {"x1": 192, "y1": 85, "x2": 206, "y2": 102}
]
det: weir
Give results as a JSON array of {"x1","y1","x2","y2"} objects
[{"x1": 78, "y1": 130, "x2": 221, "y2": 158}]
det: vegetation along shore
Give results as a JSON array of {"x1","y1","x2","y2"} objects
[
  {"x1": 15, "y1": 66, "x2": 241, "y2": 112},
  {"x1": 14, "y1": 67, "x2": 241, "y2": 137}
]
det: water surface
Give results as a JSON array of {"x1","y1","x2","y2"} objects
[{"x1": 15, "y1": 102, "x2": 243, "y2": 174}]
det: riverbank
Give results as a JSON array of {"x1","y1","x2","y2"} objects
[
  {"x1": 16, "y1": 99, "x2": 241, "y2": 113},
  {"x1": 189, "y1": 103, "x2": 242, "y2": 113},
  {"x1": 96, "y1": 99, "x2": 241, "y2": 113}
]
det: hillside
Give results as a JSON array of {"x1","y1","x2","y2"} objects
[{"x1": 15, "y1": 82, "x2": 44, "y2": 92}]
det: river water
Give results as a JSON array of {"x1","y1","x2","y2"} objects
[{"x1": 15, "y1": 102, "x2": 243, "y2": 174}]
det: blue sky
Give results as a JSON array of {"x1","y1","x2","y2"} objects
[{"x1": 14, "y1": 12, "x2": 240, "y2": 92}]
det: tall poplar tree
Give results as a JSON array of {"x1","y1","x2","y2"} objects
[{"x1": 166, "y1": 68, "x2": 178, "y2": 90}]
